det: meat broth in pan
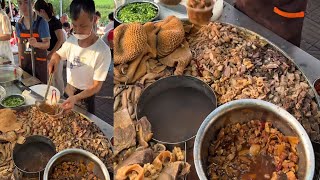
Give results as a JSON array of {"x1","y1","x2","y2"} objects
[
  {"x1": 38, "y1": 103, "x2": 56, "y2": 115},
  {"x1": 50, "y1": 160, "x2": 101, "y2": 180},
  {"x1": 207, "y1": 120, "x2": 299, "y2": 180}
]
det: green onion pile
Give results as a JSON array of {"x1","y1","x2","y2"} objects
[
  {"x1": 117, "y1": 2, "x2": 158, "y2": 23},
  {"x1": 2, "y1": 96, "x2": 24, "y2": 107}
]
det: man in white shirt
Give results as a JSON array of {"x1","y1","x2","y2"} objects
[{"x1": 48, "y1": 0, "x2": 111, "y2": 113}]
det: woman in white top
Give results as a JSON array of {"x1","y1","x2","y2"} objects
[{"x1": 0, "y1": 0, "x2": 14, "y2": 64}]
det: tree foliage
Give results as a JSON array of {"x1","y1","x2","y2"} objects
[{"x1": 47, "y1": 0, "x2": 114, "y2": 24}]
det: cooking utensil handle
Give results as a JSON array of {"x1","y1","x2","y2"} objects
[{"x1": 44, "y1": 73, "x2": 54, "y2": 101}]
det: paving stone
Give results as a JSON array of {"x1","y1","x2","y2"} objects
[
  {"x1": 307, "y1": 0, "x2": 320, "y2": 13},
  {"x1": 306, "y1": 45, "x2": 320, "y2": 60},
  {"x1": 308, "y1": 6, "x2": 320, "y2": 23},
  {"x1": 314, "y1": 41, "x2": 320, "y2": 50},
  {"x1": 303, "y1": 18, "x2": 320, "y2": 37},
  {"x1": 302, "y1": 30, "x2": 319, "y2": 45},
  {"x1": 300, "y1": 40, "x2": 313, "y2": 50}
]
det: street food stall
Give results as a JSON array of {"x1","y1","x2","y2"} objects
[
  {"x1": 113, "y1": 0, "x2": 320, "y2": 179},
  {"x1": 0, "y1": 68, "x2": 114, "y2": 179}
]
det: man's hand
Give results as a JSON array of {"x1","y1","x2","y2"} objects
[
  {"x1": 61, "y1": 96, "x2": 77, "y2": 111},
  {"x1": 48, "y1": 53, "x2": 61, "y2": 74},
  {"x1": 47, "y1": 59, "x2": 56, "y2": 74},
  {"x1": 28, "y1": 37, "x2": 38, "y2": 48}
]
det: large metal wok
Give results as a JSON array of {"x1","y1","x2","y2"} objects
[
  {"x1": 11, "y1": 104, "x2": 113, "y2": 140},
  {"x1": 136, "y1": 75, "x2": 217, "y2": 144}
]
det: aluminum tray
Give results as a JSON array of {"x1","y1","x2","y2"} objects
[
  {"x1": 148, "y1": 18, "x2": 320, "y2": 180},
  {"x1": 151, "y1": 18, "x2": 320, "y2": 107},
  {"x1": 11, "y1": 105, "x2": 113, "y2": 141},
  {"x1": 186, "y1": 18, "x2": 320, "y2": 107}
]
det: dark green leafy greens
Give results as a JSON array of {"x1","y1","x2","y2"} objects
[
  {"x1": 2, "y1": 96, "x2": 24, "y2": 107},
  {"x1": 118, "y1": 2, "x2": 158, "y2": 23}
]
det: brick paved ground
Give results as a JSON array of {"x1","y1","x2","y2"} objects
[
  {"x1": 301, "y1": 0, "x2": 320, "y2": 60},
  {"x1": 224, "y1": 0, "x2": 320, "y2": 60},
  {"x1": 95, "y1": 71, "x2": 113, "y2": 126}
]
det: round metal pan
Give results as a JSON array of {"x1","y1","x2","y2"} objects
[
  {"x1": 136, "y1": 75, "x2": 217, "y2": 144},
  {"x1": 154, "y1": 17, "x2": 320, "y2": 107},
  {"x1": 114, "y1": 0, "x2": 160, "y2": 28},
  {"x1": 185, "y1": 18, "x2": 320, "y2": 107},
  {"x1": 314, "y1": 78, "x2": 320, "y2": 97},
  {"x1": 13, "y1": 135, "x2": 56, "y2": 179}
]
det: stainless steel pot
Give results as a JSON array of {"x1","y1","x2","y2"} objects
[
  {"x1": 43, "y1": 148, "x2": 110, "y2": 180},
  {"x1": 194, "y1": 99, "x2": 315, "y2": 179}
]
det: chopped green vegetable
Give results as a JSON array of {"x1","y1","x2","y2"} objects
[
  {"x1": 117, "y1": 2, "x2": 158, "y2": 23},
  {"x1": 2, "y1": 96, "x2": 24, "y2": 107}
]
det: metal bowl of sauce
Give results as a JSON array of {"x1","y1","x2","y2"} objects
[{"x1": 36, "y1": 102, "x2": 64, "y2": 118}]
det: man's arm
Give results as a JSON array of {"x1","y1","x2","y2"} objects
[
  {"x1": 0, "y1": 13, "x2": 12, "y2": 41},
  {"x1": 62, "y1": 80, "x2": 103, "y2": 110},
  {"x1": 48, "y1": 52, "x2": 62, "y2": 74},
  {"x1": 0, "y1": 34, "x2": 11, "y2": 41},
  {"x1": 28, "y1": 37, "x2": 50, "y2": 50},
  {"x1": 29, "y1": 18, "x2": 51, "y2": 50},
  {"x1": 48, "y1": 29, "x2": 65, "y2": 58},
  {"x1": 75, "y1": 80, "x2": 103, "y2": 101}
]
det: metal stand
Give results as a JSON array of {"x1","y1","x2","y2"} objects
[{"x1": 28, "y1": 0, "x2": 35, "y2": 77}]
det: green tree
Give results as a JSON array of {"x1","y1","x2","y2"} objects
[
  {"x1": 47, "y1": 0, "x2": 114, "y2": 24},
  {"x1": 47, "y1": 0, "x2": 71, "y2": 17}
]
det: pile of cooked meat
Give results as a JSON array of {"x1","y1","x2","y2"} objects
[
  {"x1": 113, "y1": 17, "x2": 320, "y2": 142},
  {"x1": 0, "y1": 107, "x2": 113, "y2": 179},
  {"x1": 113, "y1": 114, "x2": 190, "y2": 180},
  {"x1": 186, "y1": 22, "x2": 320, "y2": 141},
  {"x1": 50, "y1": 160, "x2": 100, "y2": 180},
  {"x1": 208, "y1": 120, "x2": 300, "y2": 180}
]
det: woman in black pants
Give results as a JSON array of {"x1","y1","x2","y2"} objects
[{"x1": 35, "y1": 0, "x2": 66, "y2": 94}]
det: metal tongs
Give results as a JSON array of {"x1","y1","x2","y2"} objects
[{"x1": 35, "y1": 73, "x2": 54, "y2": 108}]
